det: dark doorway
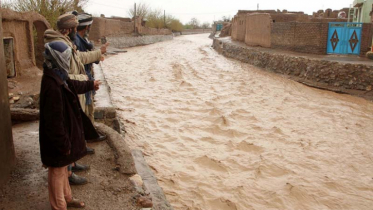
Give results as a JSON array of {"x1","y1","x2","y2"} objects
[{"x1": 3, "y1": 37, "x2": 16, "y2": 78}]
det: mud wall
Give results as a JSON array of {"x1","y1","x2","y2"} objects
[
  {"x1": 182, "y1": 29, "x2": 212, "y2": 35},
  {"x1": 1, "y1": 9, "x2": 50, "y2": 76},
  {"x1": 213, "y1": 38, "x2": 373, "y2": 92},
  {"x1": 89, "y1": 17, "x2": 135, "y2": 41},
  {"x1": 0, "y1": 13, "x2": 16, "y2": 187},
  {"x1": 139, "y1": 27, "x2": 172, "y2": 35},
  {"x1": 107, "y1": 35, "x2": 173, "y2": 48},
  {"x1": 245, "y1": 14, "x2": 272, "y2": 48},
  {"x1": 231, "y1": 15, "x2": 246, "y2": 41},
  {"x1": 271, "y1": 22, "x2": 329, "y2": 54},
  {"x1": 90, "y1": 17, "x2": 172, "y2": 41},
  {"x1": 2, "y1": 20, "x2": 33, "y2": 71}
]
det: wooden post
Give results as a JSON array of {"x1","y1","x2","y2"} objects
[
  {"x1": 164, "y1": 10, "x2": 166, "y2": 28},
  {"x1": 134, "y1": 3, "x2": 136, "y2": 33}
]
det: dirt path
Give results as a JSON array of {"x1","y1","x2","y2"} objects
[
  {"x1": 102, "y1": 34, "x2": 373, "y2": 210},
  {"x1": 0, "y1": 121, "x2": 141, "y2": 210}
]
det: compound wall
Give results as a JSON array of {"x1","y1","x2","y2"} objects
[
  {"x1": 245, "y1": 14, "x2": 272, "y2": 48},
  {"x1": 90, "y1": 17, "x2": 172, "y2": 41},
  {"x1": 89, "y1": 17, "x2": 135, "y2": 41},
  {"x1": 271, "y1": 22, "x2": 329, "y2": 54},
  {"x1": 231, "y1": 14, "x2": 246, "y2": 41},
  {"x1": 182, "y1": 29, "x2": 212, "y2": 35}
]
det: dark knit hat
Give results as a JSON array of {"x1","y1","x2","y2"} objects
[{"x1": 57, "y1": 13, "x2": 79, "y2": 29}]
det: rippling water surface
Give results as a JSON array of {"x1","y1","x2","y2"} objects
[{"x1": 102, "y1": 34, "x2": 373, "y2": 210}]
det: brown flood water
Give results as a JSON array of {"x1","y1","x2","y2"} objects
[{"x1": 102, "y1": 34, "x2": 373, "y2": 210}]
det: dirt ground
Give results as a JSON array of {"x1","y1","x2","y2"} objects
[{"x1": 0, "y1": 121, "x2": 141, "y2": 210}]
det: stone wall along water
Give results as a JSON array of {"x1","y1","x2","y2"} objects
[{"x1": 213, "y1": 38, "x2": 373, "y2": 92}]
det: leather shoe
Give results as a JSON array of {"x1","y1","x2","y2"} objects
[
  {"x1": 69, "y1": 173, "x2": 88, "y2": 185},
  {"x1": 87, "y1": 134, "x2": 107, "y2": 143},
  {"x1": 72, "y1": 162, "x2": 90, "y2": 172},
  {"x1": 86, "y1": 146, "x2": 95, "y2": 155}
]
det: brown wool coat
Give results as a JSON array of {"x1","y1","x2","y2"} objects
[{"x1": 39, "y1": 68, "x2": 99, "y2": 167}]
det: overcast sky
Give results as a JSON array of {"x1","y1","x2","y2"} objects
[{"x1": 85, "y1": 0, "x2": 353, "y2": 24}]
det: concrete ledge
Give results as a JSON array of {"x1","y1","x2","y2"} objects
[
  {"x1": 93, "y1": 63, "x2": 122, "y2": 133},
  {"x1": 213, "y1": 37, "x2": 373, "y2": 98},
  {"x1": 132, "y1": 150, "x2": 174, "y2": 210},
  {"x1": 95, "y1": 122, "x2": 136, "y2": 175}
]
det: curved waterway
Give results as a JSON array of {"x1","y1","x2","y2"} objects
[{"x1": 102, "y1": 34, "x2": 373, "y2": 210}]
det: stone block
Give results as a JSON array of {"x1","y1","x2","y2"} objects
[
  {"x1": 106, "y1": 108, "x2": 116, "y2": 118},
  {"x1": 94, "y1": 109, "x2": 105, "y2": 119}
]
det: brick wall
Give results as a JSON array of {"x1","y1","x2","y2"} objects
[
  {"x1": 310, "y1": 18, "x2": 346, "y2": 23},
  {"x1": 245, "y1": 14, "x2": 272, "y2": 47},
  {"x1": 271, "y1": 22, "x2": 329, "y2": 54},
  {"x1": 360, "y1": 23, "x2": 373, "y2": 56},
  {"x1": 271, "y1": 13, "x2": 310, "y2": 22}
]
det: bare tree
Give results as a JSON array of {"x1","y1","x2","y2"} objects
[
  {"x1": 220, "y1": 15, "x2": 232, "y2": 22},
  {"x1": 128, "y1": 2, "x2": 149, "y2": 18},
  {"x1": 145, "y1": 9, "x2": 163, "y2": 29},
  {"x1": 201, "y1": 22, "x2": 211, "y2": 29},
  {"x1": 2, "y1": 0, "x2": 89, "y2": 28},
  {"x1": 188, "y1": 17, "x2": 200, "y2": 29}
]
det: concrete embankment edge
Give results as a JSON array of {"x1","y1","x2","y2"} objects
[
  {"x1": 95, "y1": 55, "x2": 173, "y2": 209},
  {"x1": 108, "y1": 35, "x2": 174, "y2": 49},
  {"x1": 132, "y1": 150, "x2": 174, "y2": 210},
  {"x1": 213, "y1": 37, "x2": 373, "y2": 100},
  {"x1": 95, "y1": 124, "x2": 173, "y2": 210}
]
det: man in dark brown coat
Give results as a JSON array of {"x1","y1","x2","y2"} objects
[{"x1": 39, "y1": 41, "x2": 100, "y2": 209}]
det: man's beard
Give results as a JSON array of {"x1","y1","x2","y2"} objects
[
  {"x1": 68, "y1": 30, "x2": 76, "y2": 41},
  {"x1": 84, "y1": 28, "x2": 90, "y2": 39}
]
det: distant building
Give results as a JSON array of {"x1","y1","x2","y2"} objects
[
  {"x1": 212, "y1": 21, "x2": 229, "y2": 32},
  {"x1": 351, "y1": 0, "x2": 373, "y2": 23}
]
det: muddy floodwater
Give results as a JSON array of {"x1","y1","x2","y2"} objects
[{"x1": 102, "y1": 34, "x2": 373, "y2": 210}]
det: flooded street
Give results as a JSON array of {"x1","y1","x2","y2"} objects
[{"x1": 102, "y1": 34, "x2": 373, "y2": 210}]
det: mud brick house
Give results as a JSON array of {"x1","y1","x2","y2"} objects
[
  {"x1": 0, "y1": 9, "x2": 49, "y2": 186},
  {"x1": 1, "y1": 9, "x2": 50, "y2": 78},
  {"x1": 232, "y1": 10, "x2": 310, "y2": 42},
  {"x1": 230, "y1": 9, "x2": 373, "y2": 57}
]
